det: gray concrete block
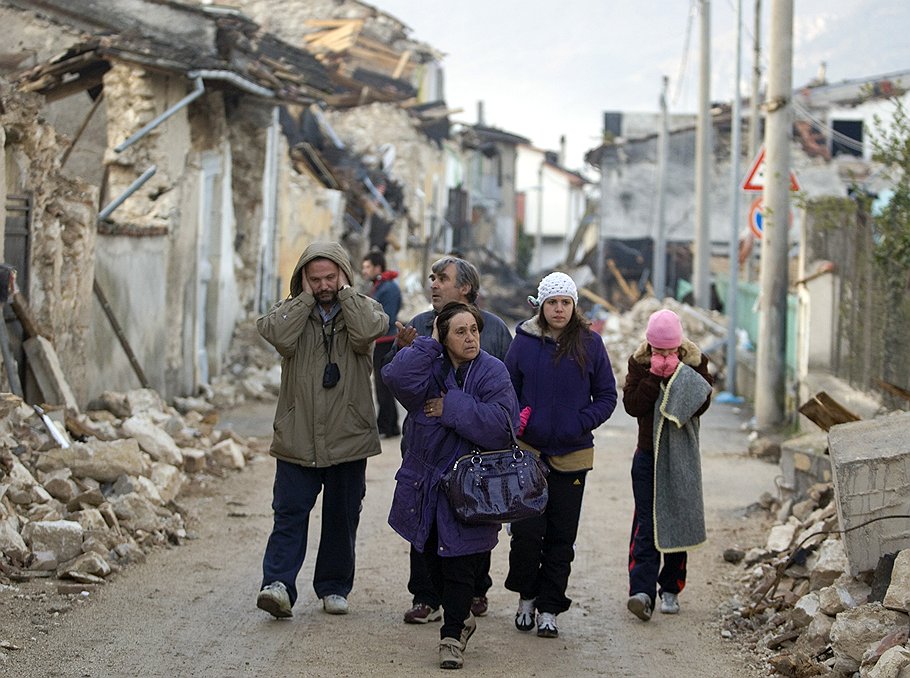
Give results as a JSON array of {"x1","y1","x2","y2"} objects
[
  {"x1": 829, "y1": 413, "x2": 910, "y2": 575},
  {"x1": 780, "y1": 431, "x2": 831, "y2": 498}
]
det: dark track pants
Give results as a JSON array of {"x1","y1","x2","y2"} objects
[
  {"x1": 261, "y1": 458, "x2": 366, "y2": 606},
  {"x1": 504, "y1": 468, "x2": 587, "y2": 615},
  {"x1": 423, "y1": 524, "x2": 487, "y2": 640},
  {"x1": 409, "y1": 545, "x2": 491, "y2": 608},
  {"x1": 628, "y1": 449, "x2": 687, "y2": 604}
]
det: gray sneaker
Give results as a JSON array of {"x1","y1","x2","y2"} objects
[
  {"x1": 322, "y1": 594, "x2": 349, "y2": 615},
  {"x1": 257, "y1": 581, "x2": 292, "y2": 618},
  {"x1": 439, "y1": 637, "x2": 464, "y2": 669},
  {"x1": 627, "y1": 592, "x2": 653, "y2": 621},
  {"x1": 660, "y1": 592, "x2": 680, "y2": 614}
]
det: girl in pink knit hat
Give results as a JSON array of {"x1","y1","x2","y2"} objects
[{"x1": 621, "y1": 308, "x2": 714, "y2": 622}]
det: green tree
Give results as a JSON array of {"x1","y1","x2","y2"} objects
[
  {"x1": 869, "y1": 97, "x2": 910, "y2": 404},
  {"x1": 871, "y1": 98, "x2": 910, "y2": 281}
]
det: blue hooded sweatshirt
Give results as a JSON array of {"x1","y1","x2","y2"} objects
[{"x1": 504, "y1": 317, "x2": 617, "y2": 457}]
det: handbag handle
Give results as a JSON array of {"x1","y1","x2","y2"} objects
[{"x1": 500, "y1": 404, "x2": 521, "y2": 449}]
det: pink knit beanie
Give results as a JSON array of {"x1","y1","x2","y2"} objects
[{"x1": 646, "y1": 309, "x2": 684, "y2": 349}]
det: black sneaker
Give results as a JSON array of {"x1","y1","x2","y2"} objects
[
  {"x1": 470, "y1": 595, "x2": 488, "y2": 617},
  {"x1": 403, "y1": 602, "x2": 442, "y2": 624}
]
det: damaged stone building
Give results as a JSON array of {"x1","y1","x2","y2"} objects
[
  {"x1": 0, "y1": 0, "x2": 343, "y2": 405},
  {"x1": 0, "y1": 0, "x2": 461, "y2": 409}
]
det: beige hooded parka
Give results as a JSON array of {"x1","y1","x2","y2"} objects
[{"x1": 256, "y1": 242, "x2": 388, "y2": 467}]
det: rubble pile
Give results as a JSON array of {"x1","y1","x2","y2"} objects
[
  {"x1": 0, "y1": 388, "x2": 264, "y2": 592},
  {"x1": 598, "y1": 297, "x2": 728, "y2": 384},
  {"x1": 719, "y1": 483, "x2": 910, "y2": 677},
  {"x1": 205, "y1": 320, "x2": 282, "y2": 409}
]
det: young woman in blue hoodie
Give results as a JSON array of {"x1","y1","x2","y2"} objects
[{"x1": 503, "y1": 272, "x2": 617, "y2": 639}]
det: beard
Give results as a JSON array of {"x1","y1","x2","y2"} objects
[{"x1": 315, "y1": 289, "x2": 337, "y2": 305}]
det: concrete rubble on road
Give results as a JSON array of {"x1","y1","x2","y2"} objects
[
  {"x1": 0, "y1": 384, "x2": 271, "y2": 597},
  {"x1": 718, "y1": 413, "x2": 910, "y2": 678}
]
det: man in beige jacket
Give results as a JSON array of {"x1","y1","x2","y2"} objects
[{"x1": 255, "y1": 241, "x2": 388, "y2": 619}]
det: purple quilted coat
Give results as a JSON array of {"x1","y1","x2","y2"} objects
[{"x1": 382, "y1": 336, "x2": 519, "y2": 557}]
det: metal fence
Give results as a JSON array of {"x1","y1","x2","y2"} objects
[{"x1": 806, "y1": 198, "x2": 910, "y2": 410}]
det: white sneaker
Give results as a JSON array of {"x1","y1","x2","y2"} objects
[
  {"x1": 536, "y1": 612, "x2": 558, "y2": 638},
  {"x1": 322, "y1": 594, "x2": 349, "y2": 615},
  {"x1": 660, "y1": 592, "x2": 680, "y2": 614},
  {"x1": 257, "y1": 581, "x2": 292, "y2": 618},
  {"x1": 515, "y1": 597, "x2": 535, "y2": 631}
]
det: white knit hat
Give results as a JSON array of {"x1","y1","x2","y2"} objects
[{"x1": 528, "y1": 272, "x2": 578, "y2": 307}]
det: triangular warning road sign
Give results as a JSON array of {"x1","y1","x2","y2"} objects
[{"x1": 742, "y1": 146, "x2": 800, "y2": 192}]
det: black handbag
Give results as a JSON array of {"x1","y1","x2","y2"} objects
[{"x1": 441, "y1": 418, "x2": 549, "y2": 525}]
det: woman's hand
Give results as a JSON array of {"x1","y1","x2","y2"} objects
[
  {"x1": 423, "y1": 397, "x2": 444, "y2": 418},
  {"x1": 431, "y1": 316, "x2": 440, "y2": 342}
]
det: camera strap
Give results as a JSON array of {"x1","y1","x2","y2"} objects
[{"x1": 320, "y1": 315, "x2": 337, "y2": 361}]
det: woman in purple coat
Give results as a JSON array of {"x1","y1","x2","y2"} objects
[
  {"x1": 382, "y1": 302, "x2": 519, "y2": 670},
  {"x1": 503, "y1": 272, "x2": 617, "y2": 639}
]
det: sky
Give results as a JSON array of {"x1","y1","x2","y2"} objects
[{"x1": 370, "y1": 0, "x2": 910, "y2": 171}]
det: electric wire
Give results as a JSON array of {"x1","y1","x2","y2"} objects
[
  {"x1": 672, "y1": 0, "x2": 699, "y2": 107},
  {"x1": 749, "y1": 513, "x2": 910, "y2": 613},
  {"x1": 791, "y1": 100, "x2": 868, "y2": 152}
]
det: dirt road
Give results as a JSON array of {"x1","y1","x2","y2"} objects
[{"x1": 5, "y1": 399, "x2": 777, "y2": 677}]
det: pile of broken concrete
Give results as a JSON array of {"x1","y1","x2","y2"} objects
[
  {"x1": 0, "y1": 387, "x2": 265, "y2": 594},
  {"x1": 720, "y1": 482, "x2": 910, "y2": 677}
]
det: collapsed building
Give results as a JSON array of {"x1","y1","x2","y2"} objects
[{"x1": 0, "y1": 0, "x2": 459, "y2": 408}]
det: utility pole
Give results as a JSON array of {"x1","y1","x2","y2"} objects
[
  {"x1": 535, "y1": 159, "x2": 544, "y2": 273},
  {"x1": 653, "y1": 76, "x2": 670, "y2": 300},
  {"x1": 597, "y1": 157, "x2": 607, "y2": 289},
  {"x1": 693, "y1": 0, "x2": 712, "y2": 308},
  {"x1": 725, "y1": 0, "x2": 743, "y2": 395},
  {"x1": 755, "y1": 0, "x2": 793, "y2": 429},
  {"x1": 749, "y1": 0, "x2": 763, "y2": 159}
]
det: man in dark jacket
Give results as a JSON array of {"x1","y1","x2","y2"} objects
[
  {"x1": 255, "y1": 242, "x2": 388, "y2": 620},
  {"x1": 361, "y1": 250, "x2": 402, "y2": 438},
  {"x1": 390, "y1": 255, "x2": 512, "y2": 624}
]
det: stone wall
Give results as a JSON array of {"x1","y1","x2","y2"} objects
[{"x1": 1, "y1": 82, "x2": 97, "y2": 404}]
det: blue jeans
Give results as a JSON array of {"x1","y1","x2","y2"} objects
[
  {"x1": 261, "y1": 458, "x2": 366, "y2": 606},
  {"x1": 629, "y1": 449, "x2": 687, "y2": 604}
]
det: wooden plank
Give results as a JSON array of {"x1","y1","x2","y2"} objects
[
  {"x1": 10, "y1": 292, "x2": 47, "y2": 340},
  {"x1": 304, "y1": 18, "x2": 362, "y2": 28},
  {"x1": 798, "y1": 391, "x2": 861, "y2": 432},
  {"x1": 577, "y1": 286, "x2": 621, "y2": 315},
  {"x1": 93, "y1": 278, "x2": 150, "y2": 389},
  {"x1": 392, "y1": 50, "x2": 412, "y2": 79},
  {"x1": 606, "y1": 258, "x2": 640, "y2": 304},
  {"x1": 23, "y1": 335, "x2": 79, "y2": 412},
  {"x1": 875, "y1": 378, "x2": 910, "y2": 403},
  {"x1": 304, "y1": 21, "x2": 362, "y2": 52}
]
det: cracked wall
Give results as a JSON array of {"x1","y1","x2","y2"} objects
[{"x1": 1, "y1": 81, "x2": 97, "y2": 404}]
